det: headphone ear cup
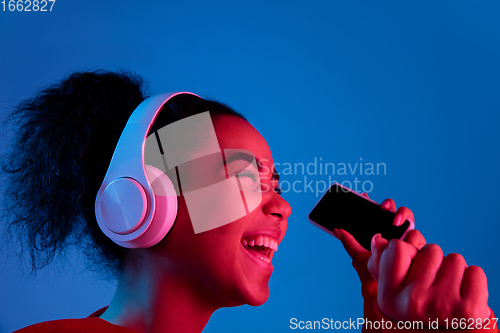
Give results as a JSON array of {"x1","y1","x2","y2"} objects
[{"x1": 133, "y1": 165, "x2": 178, "y2": 248}]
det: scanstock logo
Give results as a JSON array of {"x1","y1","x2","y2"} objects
[{"x1": 144, "y1": 111, "x2": 262, "y2": 233}]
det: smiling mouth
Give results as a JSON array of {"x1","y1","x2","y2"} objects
[{"x1": 241, "y1": 235, "x2": 278, "y2": 264}]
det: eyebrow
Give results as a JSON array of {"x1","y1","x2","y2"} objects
[
  {"x1": 223, "y1": 152, "x2": 280, "y2": 181},
  {"x1": 223, "y1": 152, "x2": 255, "y2": 165}
]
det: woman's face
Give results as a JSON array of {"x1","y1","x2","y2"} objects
[{"x1": 150, "y1": 115, "x2": 291, "y2": 307}]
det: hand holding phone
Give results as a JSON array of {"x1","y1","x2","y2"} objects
[{"x1": 311, "y1": 184, "x2": 491, "y2": 326}]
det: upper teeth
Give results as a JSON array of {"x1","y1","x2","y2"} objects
[{"x1": 241, "y1": 235, "x2": 278, "y2": 251}]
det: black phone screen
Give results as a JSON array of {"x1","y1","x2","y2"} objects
[{"x1": 308, "y1": 183, "x2": 410, "y2": 251}]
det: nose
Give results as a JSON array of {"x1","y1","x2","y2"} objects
[{"x1": 262, "y1": 192, "x2": 292, "y2": 221}]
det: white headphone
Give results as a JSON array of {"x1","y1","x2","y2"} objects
[{"x1": 95, "y1": 92, "x2": 200, "y2": 248}]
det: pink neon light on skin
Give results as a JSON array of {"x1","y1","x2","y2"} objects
[
  {"x1": 99, "y1": 115, "x2": 291, "y2": 332},
  {"x1": 99, "y1": 115, "x2": 491, "y2": 331},
  {"x1": 335, "y1": 198, "x2": 492, "y2": 325}
]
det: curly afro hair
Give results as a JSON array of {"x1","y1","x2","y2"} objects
[{"x1": 0, "y1": 70, "x2": 245, "y2": 280}]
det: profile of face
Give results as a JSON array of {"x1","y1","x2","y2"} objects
[{"x1": 146, "y1": 115, "x2": 291, "y2": 307}]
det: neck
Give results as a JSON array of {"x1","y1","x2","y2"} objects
[{"x1": 100, "y1": 252, "x2": 218, "y2": 333}]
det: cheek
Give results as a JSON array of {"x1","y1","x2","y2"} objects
[
  {"x1": 170, "y1": 197, "x2": 194, "y2": 234},
  {"x1": 208, "y1": 212, "x2": 254, "y2": 238}
]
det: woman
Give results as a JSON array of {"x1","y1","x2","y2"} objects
[{"x1": 1, "y1": 70, "x2": 494, "y2": 332}]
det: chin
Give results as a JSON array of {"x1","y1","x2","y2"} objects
[
  {"x1": 234, "y1": 280, "x2": 271, "y2": 307},
  {"x1": 247, "y1": 293, "x2": 269, "y2": 307}
]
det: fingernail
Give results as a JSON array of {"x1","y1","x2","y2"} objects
[
  {"x1": 381, "y1": 201, "x2": 390, "y2": 209},
  {"x1": 371, "y1": 233, "x2": 381, "y2": 249},
  {"x1": 394, "y1": 214, "x2": 403, "y2": 226},
  {"x1": 332, "y1": 228, "x2": 341, "y2": 240}
]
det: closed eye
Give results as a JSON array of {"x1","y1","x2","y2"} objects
[{"x1": 235, "y1": 169, "x2": 259, "y2": 182}]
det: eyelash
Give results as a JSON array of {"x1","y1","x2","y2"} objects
[
  {"x1": 236, "y1": 170, "x2": 283, "y2": 195},
  {"x1": 236, "y1": 169, "x2": 259, "y2": 182}
]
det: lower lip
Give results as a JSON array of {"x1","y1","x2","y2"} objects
[{"x1": 241, "y1": 244, "x2": 273, "y2": 272}]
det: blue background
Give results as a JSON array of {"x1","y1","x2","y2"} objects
[{"x1": 1, "y1": 1, "x2": 499, "y2": 332}]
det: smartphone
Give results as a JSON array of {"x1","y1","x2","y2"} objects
[{"x1": 308, "y1": 183, "x2": 414, "y2": 251}]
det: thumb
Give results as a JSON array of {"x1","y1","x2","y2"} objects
[
  {"x1": 334, "y1": 228, "x2": 369, "y2": 260},
  {"x1": 335, "y1": 228, "x2": 377, "y2": 296}
]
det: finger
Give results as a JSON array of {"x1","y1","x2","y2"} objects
[
  {"x1": 433, "y1": 253, "x2": 467, "y2": 299},
  {"x1": 402, "y1": 229, "x2": 426, "y2": 250},
  {"x1": 367, "y1": 233, "x2": 389, "y2": 282},
  {"x1": 381, "y1": 198, "x2": 396, "y2": 211},
  {"x1": 394, "y1": 206, "x2": 415, "y2": 227},
  {"x1": 461, "y1": 265, "x2": 489, "y2": 310},
  {"x1": 405, "y1": 243, "x2": 444, "y2": 290},
  {"x1": 377, "y1": 239, "x2": 419, "y2": 296},
  {"x1": 361, "y1": 192, "x2": 370, "y2": 198},
  {"x1": 334, "y1": 228, "x2": 369, "y2": 260}
]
